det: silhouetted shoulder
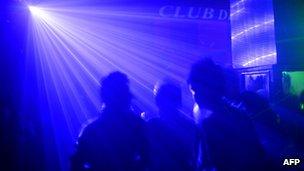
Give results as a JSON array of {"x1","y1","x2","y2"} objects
[
  {"x1": 147, "y1": 118, "x2": 161, "y2": 126},
  {"x1": 201, "y1": 102, "x2": 265, "y2": 171},
  {"x1": 124, "y1": 111, "x2": 147, "y2": 131},
  {"x1": 147, "y1": 118, "x2": 165, "y2": 133},
  {"x1": 78, "y1": 117, "x2": 99, "y2": 138},
  {"x1": 223, "y1": 104, "x2": 257, "y2": 131},
  {"x1": 76, "y1": 117, "x2": 105, "y2": 148}
]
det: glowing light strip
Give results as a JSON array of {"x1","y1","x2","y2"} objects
[
  {"x1": 231, "y1": 0, "x2": 245, "y2": 8},
  {"x1": 231, "y1": 20, "x2": 274, "y2": 40},
  {"x1": 230, "y1": 8, "x2": 244, "y2": 17},
  {"x1": 242, "y1": 52, "x2": 276, "y2": 67}
]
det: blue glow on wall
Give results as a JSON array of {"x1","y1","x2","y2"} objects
[
  {"x1": 231, "y1": 0, "x2": 277, "y2": 68},
  {"x1": 25, "y1": 1, "x2": 231, "y2": 170}
]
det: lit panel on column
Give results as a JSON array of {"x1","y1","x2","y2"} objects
[{"x1": 231, "y1": 0, "x2": 277, "y2": 68}]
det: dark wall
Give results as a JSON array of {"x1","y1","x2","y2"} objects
[
  {"x1": 273, "y1": 0, "x2": 304, "y2": 68},
  {"x1": 1, "y1": 1, "x2": 26, "y2": 170},
  {"x1": 0, "y1": 1, "x2": 25, "y2": 107},
  {"x1": 0, "y1": 1, "x2": 46, "y2": 171}
]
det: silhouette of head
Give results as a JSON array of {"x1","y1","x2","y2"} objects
[
  {"x1": 240, "y1": 91, "x2": 269, "y2": 115},
  {"x1": 154, "y1": 80, "x2": 182, "y2": 113},
  {"x1": 100, "y1": 71, "x2": 132, "y2": 109},
  {"x1": 188, "y1": 58, "x2": 225, "y2": 109}
]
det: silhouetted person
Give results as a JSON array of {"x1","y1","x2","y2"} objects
[
  {"x1": 71, "y1": 72, "x2": 148, "y2": 171},
  {"x1": 240, "y1": 91, "x2": 278, "y2": 126},
  {"x1": 0, "y1": 101, "x2": 20, "y2": 171},
  {"x1": 240, "y1": 91, "x2": 284, "y2": 169},
  {"x1": 281, "y1": 73, "x2": 300, "y2": 112},
  {"x1": 188, "y1": 58, "x2": 265, "y2": 171},
  {"x1": 148, "y1": 80, "x2": 199, "y2": 171}
]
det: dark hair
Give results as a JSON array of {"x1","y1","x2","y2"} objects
[
  {"x1": 154, "y1": 79, "x2": 182, "y2": 108},
  {"x1": 188, "y1": 58, "x2": 226, "y2": 96},
  {"x1": 100, "y1": 71, "x2": 131, "y2": 105}
]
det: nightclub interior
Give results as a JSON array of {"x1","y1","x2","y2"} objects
[{"x1": 1, "y1": 0, "x2": 304, "y2": 171}]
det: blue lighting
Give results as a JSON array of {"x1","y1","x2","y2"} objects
[
  {"x1": 231, "y1": 0, "x2": 277, "y2": 68},
  {"x1": 26, "y1": 1, "x2": 231, "y2": 170}
]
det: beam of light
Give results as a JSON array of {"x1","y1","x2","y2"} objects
[
  {"x1": 28, "y1": 6, "x2": 40, "y2": 14},
  {"x1": 28, "y1": 5, "x2": 47, "y2": 18},
  {"x1": 27, "y1": 3, "x2": 224, "y2": 169}
]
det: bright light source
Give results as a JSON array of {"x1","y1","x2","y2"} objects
[{"x1": 28, "y1": 5, "x2": 44, "y2": 16}]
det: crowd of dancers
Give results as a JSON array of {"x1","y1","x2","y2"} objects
[{"x1": 71, "y1": 58, "x2": 304, "y2": 171}]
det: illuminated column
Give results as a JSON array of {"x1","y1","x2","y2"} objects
[{"x1": 230, "y1": 0, "x2": 277, "y2": 68}]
